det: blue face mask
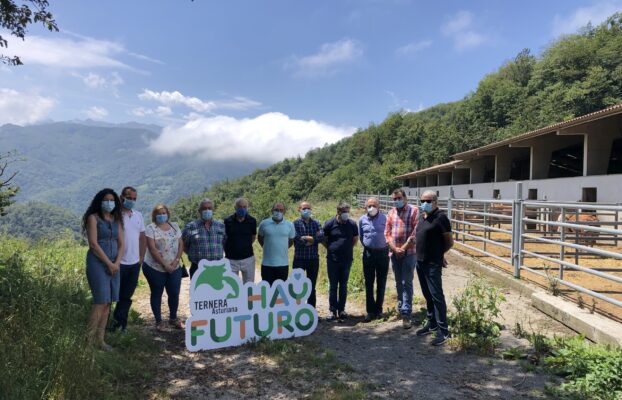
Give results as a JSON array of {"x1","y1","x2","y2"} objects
[
  {"x1": 101, "y1": 200, "x2": 115, "y2": 213},
  {"x1": 394, "y1": 199, "x2": 405, "y2": 209},
  {"x1": 301, "y1": 209, "x2": 312, "y2": 219},
  {"x1": 156, "y1": 214, "x2": 168, "y2": 224},
  {"x1": 272, "y1": 211, "x2": 283, "y2": 221},
  {"x1": 123, "y1": 198, "x2": 135, "y2": 210},
  {"x1": 235, "y1": 208, "x2": 247, "y2": 218},
  {"x1": 201, "y1": 209, "x2": 213, "y2": 221},
  {"x1": 420, "y1": 202, "x2": 434, "y2": 213}
]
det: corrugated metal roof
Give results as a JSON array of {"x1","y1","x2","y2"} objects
[
  {"x1": 452, "y1": 103, "x2": 622, "y2": 158},
  {"x1": 395, "y1": 160, "x2": 463, "y2": 179}
]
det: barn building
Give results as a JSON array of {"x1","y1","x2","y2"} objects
[{"x1": 397, "y1": 104, "x2": 622, "y2": 203}]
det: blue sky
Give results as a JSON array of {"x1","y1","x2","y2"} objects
[{"x1": 1, "y1": 0, "x2": 621, "y2": 162}]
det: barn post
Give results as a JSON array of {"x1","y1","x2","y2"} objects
[{"x1": 512, "y1": 182, "x2": 523, "y2": 278}]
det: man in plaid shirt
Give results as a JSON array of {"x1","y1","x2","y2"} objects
[
  {"x1": 182, "y1": 198, "x2": 226, "y2": 277},
  {"x1": 293, "y1": 201, "x2": 324, "y2": 308},
  {"x1": 384, "y1": 188, "x2": 419, "y2": 329}
]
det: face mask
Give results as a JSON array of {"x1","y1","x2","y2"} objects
[
  {"x1": 394, "y1": 199, "x2": 405, "y2": 209},
  {"x1": 123, "y1": 198, "x2": 135, "y2": 210},
  {"x1": 339, "y1": 212, "x2": 350, "y2": 222},
  {"x1": 420, "y1": 202, "x2": 434, "y2": 213},
  {"x1": 301, "y1": 209, "x2": 312, "y2": 219},
  {"x1": 156, "y1": 214, "x2": 168, "y2": 224},
  {"x1": 367, "y1": 206, "x2": 378, "y2": 217},
  {"x1": 235, "y1": 208, "x2": 247, "y2": 218},
  {"x1": 101, "y1": 200, "x2": 115, "y2": 213},
  {"x1": 272, "y1": 211, "x2": 283, "y2": 221},
  {"x1": 201, "y1": 209, "x2": 213, "y2": 221}
]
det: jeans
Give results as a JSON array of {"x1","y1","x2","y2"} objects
[
  {"x1": 416, "y1": 260, "x2": 448, "y2": 335},
  {"x1": 363, "y1": 248, "x2": 389, "y2": 315},
  {"x1": 112, "y1": 262, "x2": 141, "y2": 329},
  {"x1": 261, "y1": 265, "x2": 289, "y2": 286},
  {"x1": 391, "y1": 254, "x2": 416, "y2": 316},
  {"x1": 327, "y1": 259, "x2": 352, "y2": 313},
  {"x1": 142, "y1": 263, "x2": 182, "y2": 323},
  {"x1": 293, "y1": 258, "x2": 319, "y2": 308}
]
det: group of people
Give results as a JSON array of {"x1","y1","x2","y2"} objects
[{"x1": 82, "y1": 187, "x2": 453, "y2": 350}]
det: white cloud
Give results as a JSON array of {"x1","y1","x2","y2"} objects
[
  {"x1": 138, "y1": 89, "x2": 261, "y2": 113},
  {"x1": 441, "y1": 11, "x2": 488, "y2": 50},
  {"x1": 85, "y1": 106, "x2": 108, "y2": 120},
  {"x1": 156, "y1": 106, "x2": 173, "y2": 117},
  {"x1": 552, "y1": 2, "x2": 622, "y2": 36},
  {"x1": 149, "y1": 112, "x2": 355, "y2": 163},
  {"x1": 396, "y1": 40, "x2": 432, "y2": 56},
  {"x1": 285, "y1": 38, "x2": 364, "y2": 77},
  {"x1": 73, "y1": 71, "x2": 124, "y2": 97},
  {"x1": 5, "y1": 31, "x2": 158, "y2": 70},
  {"x1": 0, "y1": 88, "x2": 54, "y2": 125}
]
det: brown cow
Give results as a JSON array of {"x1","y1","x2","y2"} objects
[{"x1": 556, "y1": 213, "x2": 600, "y2": 246}]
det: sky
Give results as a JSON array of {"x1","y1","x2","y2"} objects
[{"x1": 1, "y1": 0, "x2": 621, "y2": 163}]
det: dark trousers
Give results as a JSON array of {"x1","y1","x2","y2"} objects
[
  {"x1": 190, "y1": 262, "x2": 199, "y2": 278},
  {"x1": 362, "y1": 248, "x2": 389, "y2": 315},
  {"x1": 327, "y1": 259, "x2": 352, "y2": 313},
  {"x1": 416, "y1": 260, "x2": 448, "y2": 335},
  {"x1": 142, "y1": 263, "x2": 182, "y2": 323},
  {"x1": 261, "y1": 265, "x2": 289, "y2": 286},
  {"x1": 293, "y1": 258, "x2": 319, "y2": 308},
  {"x1": 112, "y1": 262, "x2": 141, "y2": 329}
]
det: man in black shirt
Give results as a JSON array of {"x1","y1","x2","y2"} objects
[
  {"x1": 224, "y1": 198, "x2": 257, "y2": 283},
  {"x1": 414, "y1": 190, "x2": 453, "y2": 346}
]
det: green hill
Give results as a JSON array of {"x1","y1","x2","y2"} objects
[
  {"x1": 0, "y1": 201, "x2": 81, "y2": 241},
  {"x1": 173, "y1": 14, "x2": 622, "y2": 223}
]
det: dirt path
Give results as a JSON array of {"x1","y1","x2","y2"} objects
[{"x1": 132, "y1": 253, "x2": 574, "y2": 399}]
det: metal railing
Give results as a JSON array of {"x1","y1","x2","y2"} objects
[{"x1": 356, "y1": 184, "x2": 622, "y2": 311}]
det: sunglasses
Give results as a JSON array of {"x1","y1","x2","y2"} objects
[{"x1": 421, "y1": 199, "x2": 433, "y2": 203}]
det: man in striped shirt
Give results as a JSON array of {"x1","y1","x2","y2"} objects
[
  {"x1": 384, "y1": 188, "x2": 419, "y2": 329},
  {"x1": 293, "y1": 201, "x2": 323, "y2": 308}
]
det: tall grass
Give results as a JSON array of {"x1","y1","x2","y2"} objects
[{"x1": 0, "y1": 235, "x2": 157, "y2": 399}]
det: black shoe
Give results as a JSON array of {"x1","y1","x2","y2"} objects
[
  {"x1": 363, "y1": 314, "x2": 375, "y2": 323},
  {"x1": 338, "y1": 311, "x2": 348, "y2": 321},
  {"x1": 326, "y1": 312, "x2": 339, "y2": 322},
  {"x1": 431, "y1": 332, "x2": 450, "y2": 346},
  {"x1": 416, "y1": 323, "x2": 438, "y2": 337}
]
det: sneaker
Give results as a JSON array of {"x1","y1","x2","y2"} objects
[
  {"x1": 363, "y1": 314, "x2": 375, "y2": 323},
  {"x1": 155, "y1": 321, "x2": 165, "y2": 331},
  {"x1": 338, "y1": 311, "x2": 348, "y2": 321},
  {"x1": 431, "y1": 332, "x2": 450, "y2": 346},
  {"x1": 325, "y1": 312, "x2": 339, "y2": 322},
  {"x1": 415, "y1": 323, "x2": 438, "y2": 337},
  {"x1": 169, "y1": 319, "x2": 184, "y2": 330},
  {"x1": 402, "y1": 316, "x2": 412, "y2": 329}
]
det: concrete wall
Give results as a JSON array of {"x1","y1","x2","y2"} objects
[{"x1": 402, "y1": 173, "x2": 622, "y2": 203}]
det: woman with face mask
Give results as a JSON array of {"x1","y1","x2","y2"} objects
[
  {"x1": 82, "y1": 188, "x2": 125, "y2": 350},
  {"x1": 143, "y1": 204, "x2": 185, "y2": 331}
]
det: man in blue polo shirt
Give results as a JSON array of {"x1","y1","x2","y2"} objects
[
  {"x1": 258, "y1": 202, "x2": 296, "y2": 285},
  {"x1": 323, "y1": 202, "x2": 358, "y2": 321},
  {"x1": 359, "y1": 197, "x2": 389, "y2": 322}
]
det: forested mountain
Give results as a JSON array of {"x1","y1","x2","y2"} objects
[
  {"x1": 0, "y1": 201, "x2": 81, "y2": 241},
  {"x1": 0, "y1": 122, "x2": 265, "y2": 216},
  {"x1": 173, "y1": 14, "x2": 622, "y2": 223}
]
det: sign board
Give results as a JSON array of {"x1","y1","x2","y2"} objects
[{"x1": 185, "y1": 259, "x2": 318, "y2": 351}]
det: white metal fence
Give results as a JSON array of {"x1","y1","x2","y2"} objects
[{"x1": 356, "y1": 183, "x2": 622, "y2": 313}]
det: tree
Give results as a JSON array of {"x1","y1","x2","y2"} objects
[
  {"x1": 0, "y1": 0, "x2": 58, "y2": 65},
  {"x1": 0, "y1": 152, "x2": 20, "y2": 216}
]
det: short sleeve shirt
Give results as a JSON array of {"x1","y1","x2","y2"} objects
[
  {"x1": 120, "y1": 210, "x2": 145, "y2": 264},
  {"x1": 224, "y1": 214, "x2": 257, "y2": 260},
  {"x1": 144, "y1": 222, "x2": 181, "y2": 272},
  {"x1": 258, "y1": 218, "x2": 296, "y2": 267},
  {"x1": 415, "y1": 208, "x2": 452, "y2": 265},
  {"x1": 323, "y1": 217, "x2": 358, "y2": 263}
]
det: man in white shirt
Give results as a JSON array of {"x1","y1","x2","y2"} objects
[{"x1": 111, "y1": 186, "x2": 146, "y2": 331}]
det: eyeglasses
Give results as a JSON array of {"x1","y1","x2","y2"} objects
[{"x1": 421, "y1": 199, "x2": 433, "y2": 203}]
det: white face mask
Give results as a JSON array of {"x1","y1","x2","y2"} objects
[{"x1": 367, "y1": 206, "x2": 378, "y2": 217}]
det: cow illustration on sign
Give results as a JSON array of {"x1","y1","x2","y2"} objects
[{"x1": 186, "y1": 258, "x2": 318, "y2": 351}]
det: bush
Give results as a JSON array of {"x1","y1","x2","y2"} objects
[{"x1": 450, "y1": 275, "x2": 505, "y2": 353}]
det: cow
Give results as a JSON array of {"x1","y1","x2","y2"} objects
[{"x1": 556, "y1": 212, "x2": 600, "y2": 246}]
